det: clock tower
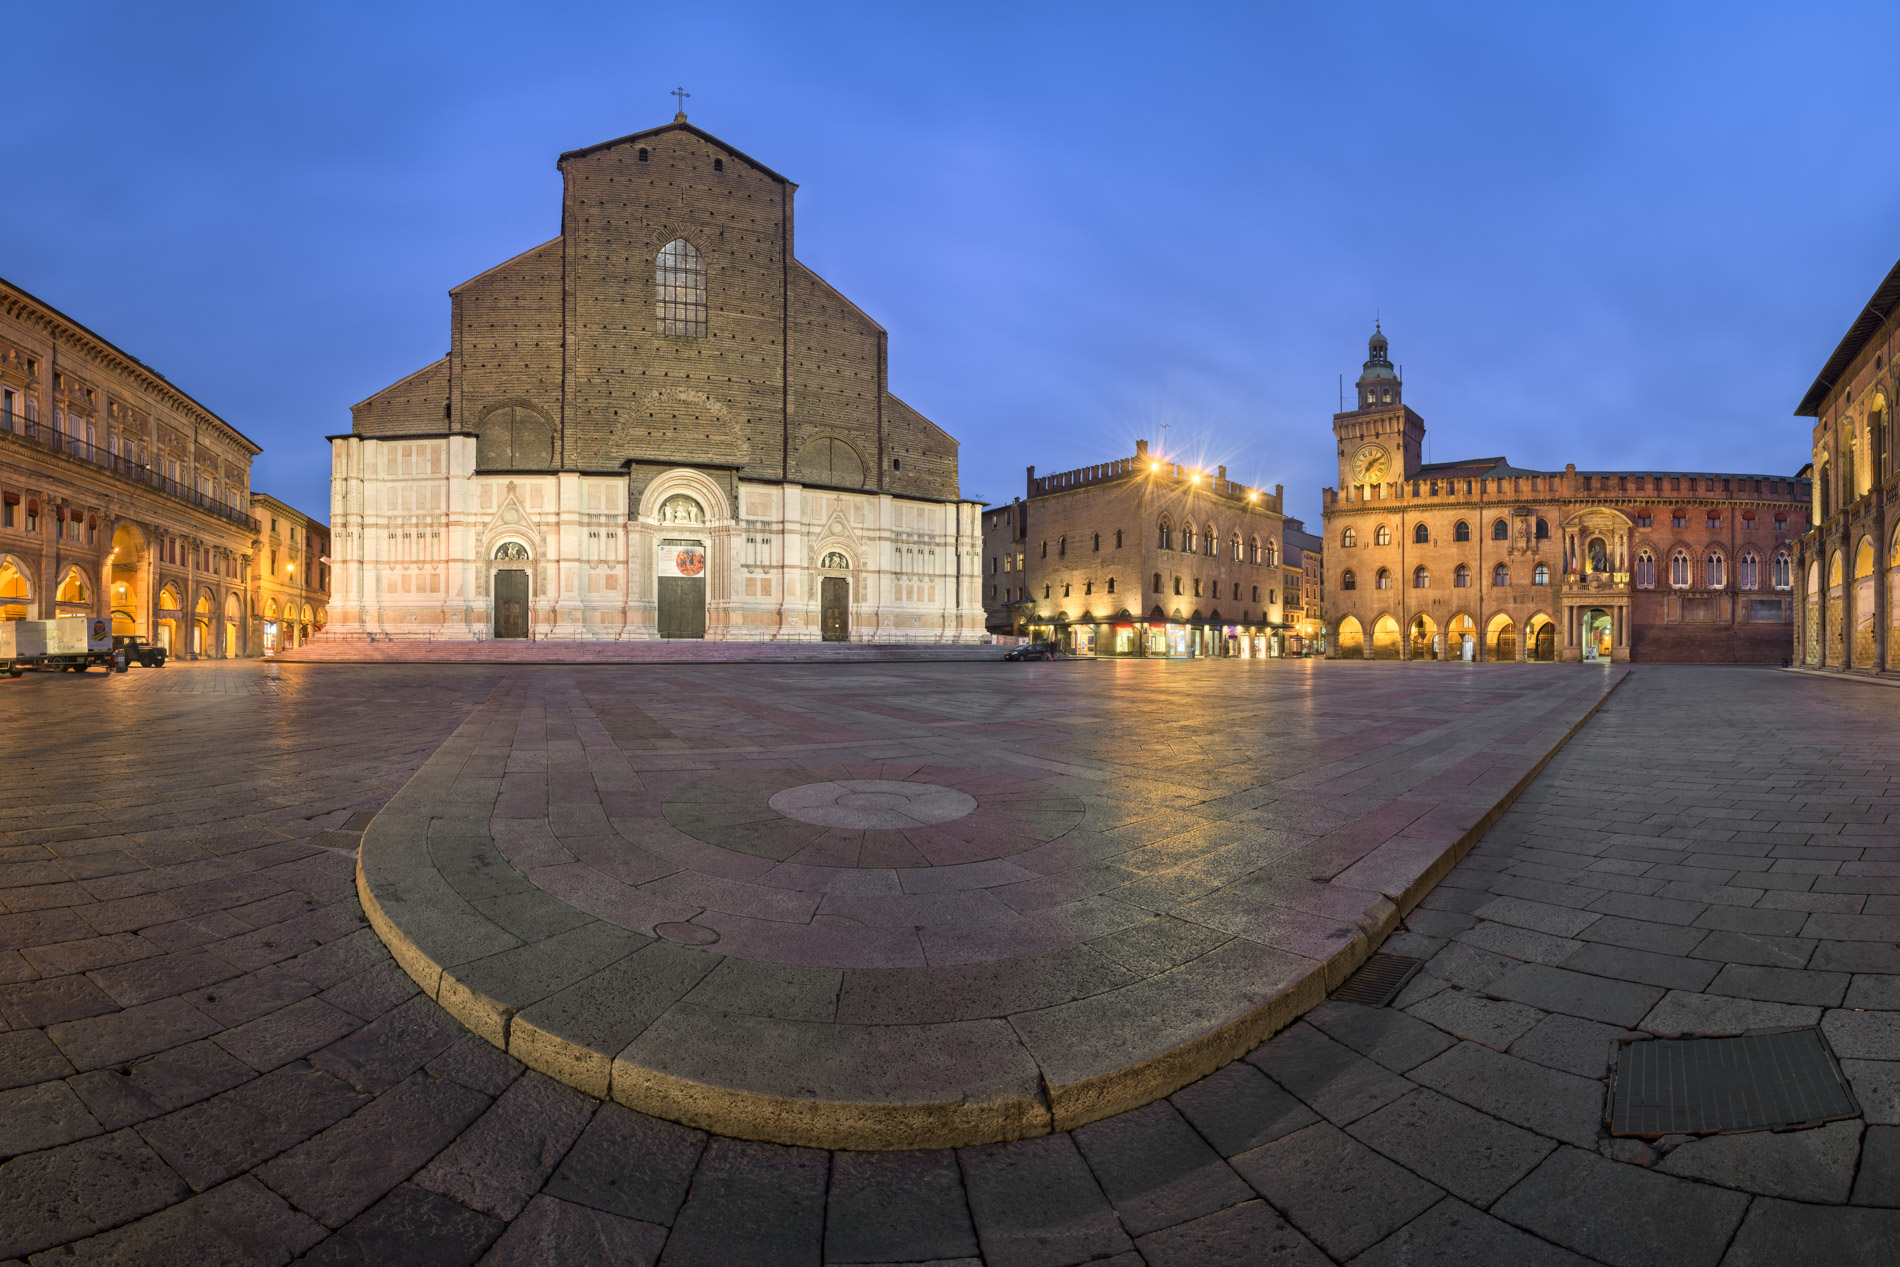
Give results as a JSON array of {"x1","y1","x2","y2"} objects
[{"x1": 1334, "y1": 323, "x2": 1427, "y2": 490}]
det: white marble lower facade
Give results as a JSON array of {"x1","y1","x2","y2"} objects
[{"x1": 321, "y1": 434, "x2": 987, "y2": 643}]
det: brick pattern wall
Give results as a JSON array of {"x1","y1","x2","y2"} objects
[
  {"x1": 453, "y1": 239, "x2": 563, "y2": 449},
  {"x1": 355, "y1": 123, "x2": 962, "y2": 498},
  {"x1": 351, "y1": 358, "x2": 450, "y2": 437}
]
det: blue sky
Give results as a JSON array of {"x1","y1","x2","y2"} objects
[{"x1": 5, "y1": 2, "x2": 1893, "y2": 525}]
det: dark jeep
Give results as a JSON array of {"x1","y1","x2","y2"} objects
[{"x1": 113, "y1": 635, "x2": 167, "y2": 668}]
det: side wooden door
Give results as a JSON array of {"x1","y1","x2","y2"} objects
[
  {"x1": 821, "y1": 577, "x2": 849, "y2": 642},
  {"x1": 494, "y1": 570, "x2": 529, "y2": 638}
]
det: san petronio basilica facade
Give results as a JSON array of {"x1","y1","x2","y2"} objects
[{"x1": 323, "y1": 113, "x2": 986, "y2": 646}]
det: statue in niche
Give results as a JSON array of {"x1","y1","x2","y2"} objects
[
  {"x1": 658, "y1": 494, "x2": 705, "y2": 525},
  {"x1": 1588, "y1": 537, "x2": 1609, "y2": 574}
]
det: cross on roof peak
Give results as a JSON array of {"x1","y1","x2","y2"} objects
[{"x1": 671, "y1": 87, "x2": 690, "y2": 122}]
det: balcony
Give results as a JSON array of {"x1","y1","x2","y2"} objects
[{"x1": 0, "y1": 418, "x2": 258, "y2": 532}]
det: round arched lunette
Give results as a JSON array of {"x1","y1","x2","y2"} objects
[{"x1": 796, "y1": 436, "x2": 866, "y2": 489}]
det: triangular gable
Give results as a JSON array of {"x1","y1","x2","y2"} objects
[{"x1": 557, "y1": 121, "x2": 794, "y2": 186}]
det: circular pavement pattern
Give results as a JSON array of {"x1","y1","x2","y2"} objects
[
  {"x1": 660, "y1": 763, "x2": 1082, "y2": 870},
  {"x1": 768, "y1": 780, "x2": 979, "y2": 831}
]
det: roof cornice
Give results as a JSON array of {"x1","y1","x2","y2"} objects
[
  {"x1": 0, "y1": 278, "x2": 261, "y2": 456},
  {"x1": 1796, "y1": 257, "x2": 1900, "y2": 417}
]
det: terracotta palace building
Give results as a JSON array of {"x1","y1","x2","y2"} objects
[
  {"x1": 1323, "y1": 326, "x2": 1808, "y2": 663},
  {"x1": 1793, "y1": 256, "x2": 1900, "y2": 673},
  {"x1": 0, "y1": 276, "x2": 316, "y2": 659},
  {"x1": 323, "y1": 113, "x2": 985, "y2": 645},
  {"x1": 982, "y1": 442, "x2": 1289, "y2": 657}
]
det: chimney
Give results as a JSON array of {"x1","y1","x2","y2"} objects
[{"x1": 1136, "y1": 439, "x2": 1148, "y2": 458}]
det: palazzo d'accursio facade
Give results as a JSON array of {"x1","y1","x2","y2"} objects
[
  {"x1": 1324, "y1": 327, "x2": 1809, "y2": 663},
  {"x1": 325, "y1": 114, "x2": 986, "y2": 645}
]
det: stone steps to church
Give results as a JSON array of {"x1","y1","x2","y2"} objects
[{"x1": 273, "y1": 639, "x2": 1006, "y2": 664}]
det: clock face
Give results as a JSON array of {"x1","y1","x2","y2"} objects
[{"x1": 1352, "y1": 445, "x2": 1389, "y2": 484}]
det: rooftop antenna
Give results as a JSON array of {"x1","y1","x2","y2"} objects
[
  {"x1": 671, "y1": 86, "x2": 691, "y2": 121},
  {"x1": 1339, "y1": 373, "x2": 1343, "y2": 413}
]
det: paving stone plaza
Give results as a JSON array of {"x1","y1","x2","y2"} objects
[{"x1": 3, "y1": 659, "x2": 1899, "y2": 1265}]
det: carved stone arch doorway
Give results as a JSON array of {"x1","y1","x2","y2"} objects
[
  {"x1": 491, "y1": 540, "x2": 531, "y2": 639},
  {"x1": 819, "y1": 549, "x2": 852, "y2": 642}
]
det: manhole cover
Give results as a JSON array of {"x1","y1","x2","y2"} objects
[
  {"x1": 1607, "y1": 1027, "x2": 1860, "y2": 1137},
  {"x1": 1332, "y1": 953, "x2": 1423, "y2": 1007}
]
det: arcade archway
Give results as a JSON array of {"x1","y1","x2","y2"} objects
[{"x1": 1336, "y1": 615, "x2": 1365, "y2": 659}]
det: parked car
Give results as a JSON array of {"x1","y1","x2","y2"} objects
[
  {"x1": 1004, "y1": 642, "x2": 1062, "y2": 661},
  {"x1": 113, "y1": 635, "x2": 167, "y2": 668}
]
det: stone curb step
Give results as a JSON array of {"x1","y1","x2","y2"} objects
[{"x1": 355, "y1": 666, "x2": 1629, "y2": 1150}]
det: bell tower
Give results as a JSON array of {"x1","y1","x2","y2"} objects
[{"x1": 1334, "y1": 323, "x2": 1427, "y2": 489}]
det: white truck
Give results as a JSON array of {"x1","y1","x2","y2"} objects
[{"x1": 1, "y1": 617, "x2": 114, "y2": 676}]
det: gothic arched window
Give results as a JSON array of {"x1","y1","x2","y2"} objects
[
  {"x1": 1413, "y1": 522, "x2": 1430, "y2": 544},
  {"x1": 1773, "y1": 550, "x2": 1791, "y2": 590},
  {"x1": 1375, "y1": 568, "x2": 1391, "y2": 590},
  {"x1": 1534, "y1": 563, "x2": 1550, "y2": 585},
  {"x1": 1453, "y1": 564, "x2": 1470, "y2": 588},
  {"x1": 1183, "y1": 524, "x2": 1195, "y2": 553},
  {"x1": 656, "y1": 239, "x2": 707, "y2": 337},
  {"x1": 1635, "y1": 549, "x2": 1655, "y2": 589},
  {"x1": 1264, "y1": 542, "x2": 1277, "y2": 567},
  {"x1": 1671, "y1": 549, "x2": 1692, "y2": 588},
  {"x1": 1492, "y1": 518, "x2": 1508, "y2": 541},
  {"x1": 1413, "y1": 565, "x2": 1429, "y2": 588},
  {"x1": 1340, "y1": 569, "x2": 1356, "y2": 590},
  {"x1": 1375, "y1": 525, "x2": 1391, "y2": 546},
  {"x1": 1203, "y1": 524, "x2": 1217, "y2": 556},
  {"x1": 1535, "y1": 517, "x2": 1550, "y2": 540},
  {"x1": 1342, "y1": 527, "x2": 1357, "y2": 548},
  {"x1": 1158, "y1": 518, "x2": 1172, "y2": 550},
  {"x1": 1492, "y1": 563, "x2": 1509, "y2": 586},
  {"x1": 1706, "y1": 551, "x2": 1725, "y2": 589},
  {"x1": 1454, "y1": 520, "x2": 1470, "y2": 542},
  {"x1": 1738, "y1": 551, "x2": 1759, "y2": 591}
]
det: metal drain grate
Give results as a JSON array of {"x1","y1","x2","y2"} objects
[
  {"x1": 1332, "y1": 953, "x2": 1424, "y2": 1007},
  {"x1": 1608, "y1": 1027, "x2": 1860, "y2": 1137}
]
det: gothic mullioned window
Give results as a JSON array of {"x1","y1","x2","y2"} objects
[
  {"x1": 1773, "y1": 550, "x2": 1791, "y2": 589},
  {"x1": 1707, "y1": 551, "x2": 1726, "y2": 588},
  {"x1": 656, "y1": 239, "x2": 707, "y2": 337},
  {"x1": 1671, "y1": 549, "x2": 1692, "y2": 588},
  {"x1": 1157, "y1": 519, "x2": 1172, "y2": 550},
  {"x1": 1738, "y1": 551, "x2": 1759, "y2": 591},
  {"x1": 1264, "y1": 542, "x2": 1277, "y2": 567},
  {"x1": 1636, "y1": 550, "x2": 1655, "y2": 589},
  {"x1": 1183, "y1": 524, "x2": 1196, "y2": 553}
]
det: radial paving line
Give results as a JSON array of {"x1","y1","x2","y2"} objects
[{"x1": 357, "y1": 663, "x2": 1629, "y2": 1149}]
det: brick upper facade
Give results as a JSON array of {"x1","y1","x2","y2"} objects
[{"x1": 350, "y1": 120, "x2": 960, "y2": 502}]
